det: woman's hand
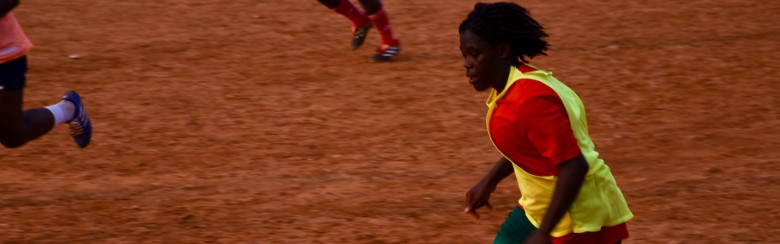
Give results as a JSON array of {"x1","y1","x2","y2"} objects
[
  {"x1": 464, "y1": 179, "x2": 497, "y2": 219},
  {"x1": 464, "y1": 157, "x2": 514, "y2": 219}
]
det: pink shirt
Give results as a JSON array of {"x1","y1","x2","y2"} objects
[{"x1": 0, "y1": 13, "x2": 32, "y2": 64}]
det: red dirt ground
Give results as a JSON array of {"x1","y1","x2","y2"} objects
[{"x1": 1, "y1": 0, "x2": 779, "y2": 243}]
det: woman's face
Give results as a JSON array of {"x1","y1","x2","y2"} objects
[{"x1": 459, "y1": 29, "x2": 510, "y2": 92}]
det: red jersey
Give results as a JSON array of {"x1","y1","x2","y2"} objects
[{"x1": 0, "y1": 13, "x2": 32, "y2": 64}]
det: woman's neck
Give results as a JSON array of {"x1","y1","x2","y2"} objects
[{"x1": 492, "y1": 64, "x2": 516, "y2": 93}]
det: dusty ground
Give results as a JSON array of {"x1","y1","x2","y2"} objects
[{"x1": 1, "y1": 0, "x2": 779, "y2": 243}]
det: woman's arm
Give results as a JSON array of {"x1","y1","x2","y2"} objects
[
  {"x1": 525, "y1": 154, "x2": 589, "y2": 244},
  {"x1": 0, "y1": 0, "x2": 19, "y2": 18},
  {"x1": 464, "y1": 156, "x2": 515, "y2": 219}
]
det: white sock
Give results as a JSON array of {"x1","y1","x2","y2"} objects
[{"x1": 45, "y1": 100, "x2": 76, "y2": 128}]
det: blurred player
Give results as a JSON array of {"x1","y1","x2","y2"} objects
[
  {"x1": 317, "y1": 0, "x2": 400, "y2": 61},
  {"x1": 0, "y1": 0, "x2": 92, "y2": 148},
  {"x1": 459, "y1": 3, "x2": 632, "y2": 244}
]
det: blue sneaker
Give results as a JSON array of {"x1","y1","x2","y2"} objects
[{"x1": 61, "y1": 90, "x2": 92, "y2": 148}]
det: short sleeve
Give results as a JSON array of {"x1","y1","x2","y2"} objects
[{"x1": 519, "y1": 94, "x2": 582, "y2": 165}]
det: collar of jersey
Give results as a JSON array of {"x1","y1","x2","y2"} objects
[{"x1": 485, "y1": 64, "x2": 548, "y2": 108}]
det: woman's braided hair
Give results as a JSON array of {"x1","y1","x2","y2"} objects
[{"x1": 459, "y1": 2, "x2": 549, "y2": 63}]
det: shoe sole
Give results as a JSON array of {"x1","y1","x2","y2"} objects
[{"x1": 371, "y1": 46, "x2": 401, "y2": 62}]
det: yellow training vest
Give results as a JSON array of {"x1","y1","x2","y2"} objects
[{"x1": 486, "y1": 65, "x2": 633, "y2": 237}]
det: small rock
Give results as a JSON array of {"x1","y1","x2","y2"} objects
[
  {"x1": 606, "y1": 45, "x2": 619, "y2": 49},
  {"x1": 68, "y1": 54, "x2": 81, "y2": 59},
  {"x1": 707, "y1": 167, "x2": 722, "y2": 173},
  {"x1": 178, "y1": 213, "x2": 194, "y2": 223},
  {"x1": 369, "y1": 161, "x2": 377, "y2": 164},
  {"x1": 251, "y1": 15, "x2": 264, "y2": 19}
]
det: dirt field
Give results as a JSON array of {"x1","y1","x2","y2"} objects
[{"x1": 1, "y1": 0, "x2": 779, "y2": 243}]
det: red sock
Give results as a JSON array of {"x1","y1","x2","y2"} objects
[
  {"x1": 368, "y1": 8, "x2": 399, "y2": 48},
  {"x1": 333, "y1": 0, "x2": 370, "y2": 30}
]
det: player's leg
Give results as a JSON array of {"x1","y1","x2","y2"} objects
[
  {"x1": 316, "y1": 0, "x2": 340, "y2": 8},
  {"x1": 317, "y1": 0, "x2": 372, "y2": 50},
  {"x1": 0, "y1": 56, "x2": 91, "y2": 148},
  {"x1": 357, "y1": 0, "x2": 400, "y2": 61},
  {"x1": 0, "y1": 89, "x2": 56, "y2": 148},
  {"x1": 0, "y1": 56, "x2": 58, "y2": 148},
  {"x1": 355, "y1": 0, "x2": 380, "y2": 14}
]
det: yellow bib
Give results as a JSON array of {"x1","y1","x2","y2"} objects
[{"x1": 486, "y1": 65, "x2": 633, "y2": 237}]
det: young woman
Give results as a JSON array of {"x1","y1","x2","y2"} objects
[
  {"x1": 459, "y1": 3, "x2": 633, "y2": 244},
  {"x1": 316, "y1": 0, "x2": 400, "y2": 61},
  {"x1": 0, "y1": 0, "x2": 92, "y2": 148}
]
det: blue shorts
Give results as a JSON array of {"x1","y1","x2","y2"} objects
[{"x1": 0, "y1": 56, "x2": 27, "y2": 91}]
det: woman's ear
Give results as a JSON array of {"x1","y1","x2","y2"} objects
[{"x1": 498, "y1": 42, "x2": 512, "y2": 59}]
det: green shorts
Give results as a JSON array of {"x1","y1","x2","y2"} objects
[
  {"x1": 493, "y1": 205, "x2": 621, "y2": 244},
  {"x1": 493, "y1": 205, "x2": 536, "y2": 244}
]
